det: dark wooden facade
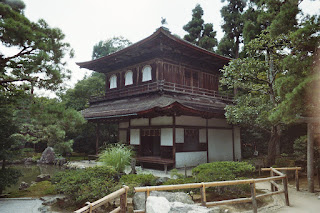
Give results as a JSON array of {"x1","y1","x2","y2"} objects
[{"x1": 77, "y1": 28, "x2": 241, "y2": 168}]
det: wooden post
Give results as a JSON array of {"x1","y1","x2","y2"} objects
[
  {"x1": 120, "y1": 193, "x2": 126, "y2": 213},
  {"x1": 96, "y1": 123, "x2": 100, "y2": 155},
  {"x1": 318, "y1": 167, "x2": 320, "y2": 188},
  {"x1": 200, "y1": 183, "x2": 207, "y2": 206},
  {"x1": 307, "y1": 123, "x2": 314, "y2": 193},
  {"x1": 283, "y1": 177, "x2": 290, "y2": 206},
  {"x1": 295, "y1": 169, "x2": 299, "y2": 191},
  {"x1": 172, "y1": 114, "x2": 176, "y2": 165},
  {"x1": 250, "y1": 183, "x2": 257, "y2": 213},
  {"x1": 270, "y1": 169, "x2": 275, "y2": 192}
]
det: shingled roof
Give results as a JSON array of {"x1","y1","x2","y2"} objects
[
  {"x1": 82, "y1": 93, "x2": 227, "y2": 120},
  {"x1": 77, "y1": 27, "x2": 230, "y2": 73}
]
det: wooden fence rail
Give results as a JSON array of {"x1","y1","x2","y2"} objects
[
  {"x1": 134, "y1": 168, "x2": 291, "y2": 213},
  {"x1": 74, "y1": 185, "x2": 129, "y2": 213},
  {"x1": 261, "y1": 167, "x2": 301, "y2": 191}
]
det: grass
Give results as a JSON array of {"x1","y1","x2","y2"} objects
[{"x1": 8, "y1": 181, "x2": 56, "y2": 198}]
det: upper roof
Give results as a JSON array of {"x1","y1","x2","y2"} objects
[{"x1": 77, "y1": 27, "x2": 231, "y2": 73}]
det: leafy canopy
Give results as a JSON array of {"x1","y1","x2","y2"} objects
[{"x1": 0, "y1": 2, "x2": 73, "y2": 91}]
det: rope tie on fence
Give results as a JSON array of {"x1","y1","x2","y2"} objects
[{"x1": 85, "y1": 202, "x2": 93, "y2": 213}]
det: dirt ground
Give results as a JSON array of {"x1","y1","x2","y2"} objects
[{"x1": 237, "y1": 175, "x2": 320, "y2": 213}]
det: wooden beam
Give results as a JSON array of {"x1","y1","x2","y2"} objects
[{"x1": 307, "y1": 123, "x2": 315, "y2": 193}]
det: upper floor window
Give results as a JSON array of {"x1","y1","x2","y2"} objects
[
  {"x1": 142, "y1": 65, "x2": 152, "y2": 82},
  {"x1": 125, "y1": 70, "x2": 133, "y2": 86},
  {"x1": 109, "y1": 74, "x2": 117, "y2": 89}
]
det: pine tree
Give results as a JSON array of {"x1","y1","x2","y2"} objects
[
  {"x1": 183, "y1": 4, "x2": 218, "y2": 52},
  {"x1": 218, "y1": 0, "x2": 247, "y2": 58}
]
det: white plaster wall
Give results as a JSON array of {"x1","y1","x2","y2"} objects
[
  {"x1": 119, "y1": 122, "x2": 129, "y2": 128},
  {"x1": 208, "y1": 118, "x2": 231, "y2": 128},
  {"x1": 119, "y1": 130, "x2": 127, "y2": 143},
  {"x1": 176, "y1": 116, "x2": 206, "y2": 126},
  {"x1": 199, "y1": 129, "x2": 206, "y2": 143},
  {"x1": 130, "y1": 129, "x2": 140, "y2": 145},
  {"x1": 208, "y1": 129, "x2": 233, "y2": 161},
  {"x1": 175, "y1": 128, "x2": 184, "y2": 143},
  {"x1": 131, "y1": 118, "x2": 149, "y2": 126},
  {"x1": 151, "y1": 116, "x2": 173, "y2": 125},
  {"x1": 175, "y1": 151, "x2": 207, "y2": 168},
  {"x1": 161, "y1": 128, "x2": 173, "y2": 146},
  {"x1": 234, "y1": 127, "x2": 242, "y2": 160}
]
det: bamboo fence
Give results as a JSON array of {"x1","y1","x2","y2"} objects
[
  {"x1": 134, "y1": 168, "x2": 291, "y2": 213},
  {"x1": 74, "y1": 185, "x2": 129, "y2": 213}
]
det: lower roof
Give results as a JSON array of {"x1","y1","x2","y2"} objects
[{"x1": 82, "y1": 93, "x2": 227, "y2": 121}]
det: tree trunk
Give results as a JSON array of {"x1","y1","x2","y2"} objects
[
  {"x1": 2, "y1": 159, "x2": 6, "y2": 170},
  {"x1": 267, "y1": 125, "x2": 281, "y2": 166}
]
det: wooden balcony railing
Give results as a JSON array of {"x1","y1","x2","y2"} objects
[{"x1": 90, "y1": 80, "x2": 233, "y2": 103}]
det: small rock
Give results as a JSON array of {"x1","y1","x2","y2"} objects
[
  {"x1": 155, "y1": 177, "x2": 169, "y2": 185},
  {"x1": 146, "y1": 196, "x2": 170, "y2": 213},
  {"x1": 54, "y1": 157, "x2": 66, "y2": 166},
  {"x1": 41, "y1": 195, "x2": 67, "y2": 206},
  {"x1": 36, "y1": 174, "x2": 51, "y2": 182},
  {"x1": 30, "y1": 181, "x2": 36, "y2": 186},
  {"x1": 133, "y1": 191, "x2": 193, "y2": 210},
  {"x1": 19, "y1": 181, "x2": 29, "y2": 190},
  {"x1": 24, "y1": 157, "x2": 34, "y2": 164}
]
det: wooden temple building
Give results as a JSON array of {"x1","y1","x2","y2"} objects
[{"x1": 77, "y1": 27, "x2": 241, "y2": 170}]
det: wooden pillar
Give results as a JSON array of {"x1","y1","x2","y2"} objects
[
  {"x1": 232, "y1": 126, "x2": 235, "y2": 161},
  {"x1": 95, "y1": 123, "x2": 100, "y2": 155},
  {"x1": 206, "y1": 119, "x2": 209, "y2": 163},
  {"x1": 307, "y1": 123, "x2": 314, "y2": 193},
  {"x1": 295, "y1": 169, "x2": 299, "y2": 191},
  {"x1": 283, "y1": 177, "x2": 290, "y2": 206},
  {"x1": 172, "y1": 114, "x2": 176, "y2": 164},
  {"x1": 250, "y1": 183, "x2": 257, "y2": 213}
]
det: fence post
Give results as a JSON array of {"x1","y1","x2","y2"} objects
[
  {"x1": 120, "y1": 193, "x2": 126, "y2": 213},
  {"x1": 250, "y1": 183, "x2": 257, "y2": 213},
  {"x1": 270, "y1": 169, "x2": 275, "y2": 192},
  {"x1": 200, "y1": 183, "x2": 207, "y2": 206},
  {"x1": 283, "y1": 176, "x2": 290, "y2": 206},
  {"x1": 295, "y1": 169, "x2": 299, "y2": 191}
]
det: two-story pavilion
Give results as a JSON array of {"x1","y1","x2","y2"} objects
[{"x1": 77, "y1": 27, "x2": 241, "y2": 170}]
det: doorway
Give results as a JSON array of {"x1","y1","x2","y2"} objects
[{"x1": 140, "y1": 129, "x2": 160, "y2": 156}]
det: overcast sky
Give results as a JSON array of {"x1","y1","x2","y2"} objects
[{"x1": 21, "y1": 0, "x2": 320, "y2": 95}]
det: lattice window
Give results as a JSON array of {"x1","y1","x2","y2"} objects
[
  {"x1": 125, "y1": 70, "x2": 133, "y2": 86},
  {"x1": 142, "y1": 65, "x2": 152, "y2": 82}
]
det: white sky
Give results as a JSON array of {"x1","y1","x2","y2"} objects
[{"x1": 19, "y1": 0, "x2": 320, "y2": 95}]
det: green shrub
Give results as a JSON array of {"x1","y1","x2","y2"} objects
[
  {"x1": 52, "y1": 166, "x2": 118, "y2": 205},
  {"x1": 119, "y1": 174, "x2": 157, "y2": 195},
  {"x1": 99, "y1": 144, "x2": 133, "y2": 173},
  {"x1": 192, "y1": 161, "x2": 255, "y2": 182},
  {"x1": 0, "y1": 168, "x2": 22, "y2": 194},
  {"x1": 169, "y1": 169, "x2": 184, "y2": 179}
]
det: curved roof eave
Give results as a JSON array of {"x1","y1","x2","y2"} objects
[{"x1": 76, "y1": 27, "x2": 231, "y2": 70}]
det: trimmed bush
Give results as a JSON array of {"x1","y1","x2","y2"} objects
[
  {"x1": 192, "y1": 161, "x2": 255, "y2": 182},
  {"x1": 52, "y1": 166, "x2": 118, "y2": 205},
  {"x1": 99, "y1": 144, "x2": 133, "y2": 173},
  {"x1": 119, "y1": 174, "x2": 157, "y2": 195}
]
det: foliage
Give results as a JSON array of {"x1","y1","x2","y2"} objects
[
  {"x1": 92, "y1": 36, "x2": 132, "y2": 60},
  {"x1": 15, "y1": 97, "x2": 85, "y2": 155},
  {"x1": 0, "y1": 92, "x2": 24, "y2": 167},
  {"x1": 0, "y1": 2, "x2": 73, "y2": 91},
  {"x1": 59, "y1": 72, "x2": 105, "y2": 111},
  {"x1": 169, "y1": 168, "x2": 184, "y2": 179},
  {"x1": 0, "y1": 168, "x2": 22, "y2": 194},
  {"x1": 52, "y1": 166, "x2": 118, "y2": 205},
  {"x1": 218, "y1": 0, "x2": 247, "y2": 58},
  {"x1": 183, "y1": 4, "x2": 218, "y2": 51},
  {"x1": 98, "y1": 144, "x2": 133, "y2": 173},
  {"x1": 119, "y1": 173, "x2": 157, "y2": 195},
  {"x1": 192, "y1": 161, "x2": 255, "y2": 182},
  {"x1": 9, "y1": 180, "x2": 56, "y2": 198}
]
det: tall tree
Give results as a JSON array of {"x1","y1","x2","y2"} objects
[
  {"x1": 92, "y1": 36, "x2": 131, "y2": 60},
  {"x1": 183, "y1": 4, "x2": 218, "y2": 51},
  {"x1": 0, "y1": 2, "x2": 73, "y2": 91},
  {"x1": 218, "y1": 0, "x2": 247, "y2": 58},
  {"x1": 221, "y1": 1, "x2": 319, "y2": 165}
]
